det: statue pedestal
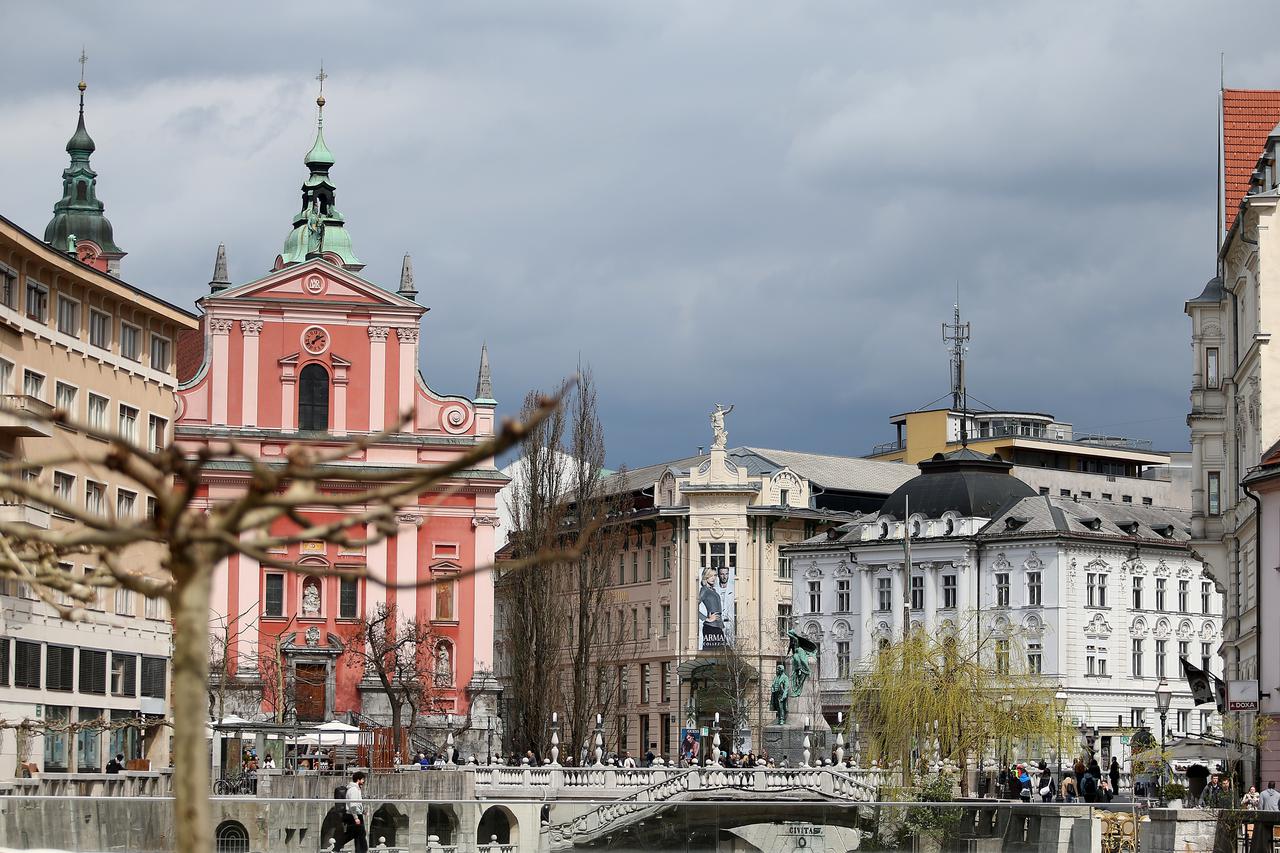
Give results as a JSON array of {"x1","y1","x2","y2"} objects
[{"x1": 762, "y1": 724, "x2": 828, "y2": 766}]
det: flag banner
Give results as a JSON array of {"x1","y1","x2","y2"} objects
[{"x1": 1181, "y1": 656, "x2": 1216, "y2": 707}]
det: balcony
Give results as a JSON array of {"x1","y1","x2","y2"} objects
[
  {"x1": 869, "y1": 438, "x2": 905, "y2": 455},
  {"x1": 0, "y1": 501, "x2": 50, "y2": 529},
  {"x1": 0, "y1": 395, "x2": 54, "y2": 437}
]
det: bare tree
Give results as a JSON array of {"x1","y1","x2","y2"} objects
[
  {"x1": 499, "y1": 390, "x2": 568, "y2": 757},
  {"x1": 339, "y1": 602, "x2": 447, "y2": 756},
  {"x1": 0, "y1": 395, "x2": 561, "y2": 853},
  {"x1": 562, "y1": 367, "x2": 628, "y2": 762}
]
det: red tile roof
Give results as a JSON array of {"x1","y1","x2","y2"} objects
[{"x1": 1223, "y1": 89, "x2": 1280, "y2": 231}]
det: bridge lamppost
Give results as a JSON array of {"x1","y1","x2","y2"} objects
[
  {"x1": 1155, "y1": 677, "x2": 1173, "y2": 804},
  {"x1": 1054, "y1": 689, "x2": 1068, "y2": 786}
]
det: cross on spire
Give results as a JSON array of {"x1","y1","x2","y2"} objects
[{"x1": 78, "y1": 48, "x2": 88, "y2": 84}]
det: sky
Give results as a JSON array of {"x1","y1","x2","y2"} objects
[{"x1": 2, "y1": 2, "x2": 1277, "y2": 469}]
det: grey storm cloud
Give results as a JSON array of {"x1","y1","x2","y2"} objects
[{"x1": 1, "y1": 1, "x2": 1277, "y2": 468}]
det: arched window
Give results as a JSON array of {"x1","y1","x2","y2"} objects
[
  {"x1": 298, "y1": 363, "x2": 329, "y2": 432},
  {"x1": 215, "y1": 821, "x2": 250, "y2": 853}
]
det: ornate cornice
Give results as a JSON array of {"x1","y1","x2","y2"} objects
[{"x1": 396, "y1": 327, "x2": 419, "y2": 343}]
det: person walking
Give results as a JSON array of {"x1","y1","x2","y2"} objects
[
  {"x1": 338, "y1": 771, "x2": 367, "y2": 853},
  {"x1": 1260, "y1": 781, "x2": 1280, "y2": 811},
  {"x1": 1109, "y1": 757, "x2": 1120, "y2": 795}
]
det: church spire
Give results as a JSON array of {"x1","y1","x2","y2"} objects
[
  {"x1": 398, "y1": 254, "x2": 418, "y2": 301},
  {"x1": 474, "y1": 344, "x2": 495, "y2": 404},
  {"x1": 275, "y1": 64, "x2": 363, "y2": 273},
  {"x1": 209, "y1": 243, "x2": 231, "y2": 293},
  {"x1": 45, "y1": 50, "x2": 125, "y2": 275}
]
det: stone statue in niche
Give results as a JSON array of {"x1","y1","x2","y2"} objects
[{"x1": 302, "y1": 581, "x2": 321, "y2": 617}]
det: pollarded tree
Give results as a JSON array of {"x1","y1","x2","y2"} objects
[
  {"x1": 849, "y1": 617, "x2": 1058, "y2": 792},
  {"x1": 0, "y1": 394, "x2": 562, "y2": 853}
]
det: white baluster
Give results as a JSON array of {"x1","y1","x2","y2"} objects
[
  {"x1": 835, "y1": 711, "x2": 845, "y2": 766},
  {"x1": 550, "y1": 711, "x2": 561, "y2": 766}
]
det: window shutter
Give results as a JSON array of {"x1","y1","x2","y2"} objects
[
  {"x1": 14, "y1": 641, "x2": 40, "y2": 689},
  {"x1": 0, "y1": 638, "x2": 8, "y2": 687},
  {"x1": 46, "y1": 645, "x2": 73, "y2": 691},
  {"x1": 141, "y1": 657, "x2": 166, "y2": 699},
  {"x1": 80, "y1": 649, "x2": 107, "y2": 695}
]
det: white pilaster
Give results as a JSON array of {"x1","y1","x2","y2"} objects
[
  {"x1": 367, "y1": 527, "x2": 387, "y2": 617},
  {"x1": 396, "y1": 327, "x2": 418, "y2": 432},
  {"x1": 395, "y1": 514, "x2": 421, "y2": 620},
  {"x1": 472, "y1": 514, "x2": 500, "y2": 674},
  {"x1": 237, "y1": 550, "x2": 259, "y2": 672},
  {"x1": 240, "y1": 320, "x2": 262, "y2": 427},
  {"x1": 210, "y1": 319, "x2": 233, "y2": 426},
  {"x1": 368, "y1": 327, "x2": 389, "y2": 432},
  {"x1": 858, "y1": 565, "x2": 873, "y2": 660},
  {"x1": 923, "y1": 562, "x2": 937, "y2": 632}
]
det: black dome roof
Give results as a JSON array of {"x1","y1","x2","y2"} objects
[{"x1": 879, "y1": 447, "x2": 1038, "y2": 520}]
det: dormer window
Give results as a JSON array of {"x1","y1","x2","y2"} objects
[
  {"x1": 298, "y1": 363, "x2": 330, "y2": 432},
  {"x1": 1117, "y1": 520, "x2": 1140, "y2": 535}
]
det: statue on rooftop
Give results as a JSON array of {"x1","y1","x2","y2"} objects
[{"x1": 710, "y1": 403, "x2": 734, "y2": 450}]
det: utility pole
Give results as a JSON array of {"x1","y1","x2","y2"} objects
[{"x1": 943, "y1": 298, "x2": 971, "y2": 446}]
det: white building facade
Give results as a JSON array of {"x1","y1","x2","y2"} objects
[{"x1": 786, "y1": 449, "x2": 1221, "y2": 771}]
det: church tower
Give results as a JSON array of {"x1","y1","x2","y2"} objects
[
  {"x1": 275, "y1": 66, "x2": 363, "y2": 272},
  {"x1": 43, "y1": 53, "x2": 126, "y2": 275}
]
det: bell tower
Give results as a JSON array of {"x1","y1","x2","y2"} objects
[
  {"x1": 275, "y1": 65, "x2": 363, "y2": 272},
  {"x1": 43, "y1": 51, "x2": 126, "y2": 275}
]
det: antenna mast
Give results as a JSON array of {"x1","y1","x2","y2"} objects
[{"x1": 943, "y1": 298, "x2": 971, "y2": 446}]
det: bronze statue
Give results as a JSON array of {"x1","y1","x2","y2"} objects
[{"x1": 769, "y1": 663, "x2": 792, "y2": 725}]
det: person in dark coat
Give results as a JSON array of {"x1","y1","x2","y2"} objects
[{"x1": 1109, "y1": 757, "x2": 1121, "y2": 794}]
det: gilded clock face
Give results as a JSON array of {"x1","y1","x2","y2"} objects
[{"x1": 302, "y1": 326, "x2": 329, "y2": 354}]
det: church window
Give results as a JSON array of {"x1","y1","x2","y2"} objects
[
  {"x1": 263, "y1": 574, "x2": 284, "y2": 617},
  {"x1": 339, "y1": 577, "x2": 358, "y2": 619},
  {"x1": 298, "y1": 364, "x2": 330, "y2": 432},
  {"x1": 1206, "y1": 347, "x2": 1220, "y2": 389}
]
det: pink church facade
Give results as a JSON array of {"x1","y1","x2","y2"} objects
[{"x1": 175, "y1": 97, "x2": 504, "y2": 731}]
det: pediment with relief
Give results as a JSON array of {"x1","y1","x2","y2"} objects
[{"x1": 211, "y1": 259, "x2": 422, "y2": 311}]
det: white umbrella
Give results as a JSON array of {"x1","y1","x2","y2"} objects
[{"x1": 300, "y1": 720, "x2": 363, "y2": 746}]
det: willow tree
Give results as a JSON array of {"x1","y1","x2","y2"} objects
[
  {"x1": 850, "y1": 620, "x2": 1058, "y2": 792},
  {"x1": 0, "y1": 395, "x2": 561, "y2": 853}
]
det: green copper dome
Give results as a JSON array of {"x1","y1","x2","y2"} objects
[
  {"x1": 277, "y1": 98, "x2": 362, "y2": 271},
  {"x1": 44, "y1": 83, "x2": 124, "y2": 261}
]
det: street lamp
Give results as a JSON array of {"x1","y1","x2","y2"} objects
[
  {"x1": 1155, "y1": 677, "x2": 1173, "y2": 801},
  {"x1": 1054, "y1": 689, "x2": 1069, "y2": 784},
  {"x1": 1000, "y1": 693, "x2": 1013, "y2": 792}
]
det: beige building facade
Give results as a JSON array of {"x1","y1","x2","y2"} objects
[
  {"x1": 497, "y1": 419, "x2": 913, "y2": 760},
  {"x1": 0, "y1": 212, "x2": 197, "y2": 778}
]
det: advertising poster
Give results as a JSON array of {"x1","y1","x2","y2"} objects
[
  {"x1": 680, "y1": 728, "x2": 701, "y2": 763},
  {"x1": 697, "y1": 544, "x2": 736, "y2": 649}
]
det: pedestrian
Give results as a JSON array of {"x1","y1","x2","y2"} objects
[
  {"x1": 262, "y1": 754, "x2": 275, "y2": 770},
  {"x1": 106, "y1": 753, "x2": 125, "y2": 774},
  {"x1": 337, "y1": 771, "x2": 367, "y2": 853},
  {"x1": 1060, "y1": 774, "x2": 1078, "y2": 802},
  {"x1": 1080, "y1": 764, "x2": 1100, "y2": 803},
  {"x1": 1243, "y1": 786, "x2": 1261, "y2": 809},
  {"x1": 1017, "y1": 765, "x2": 1032, "y2": 801},
  {"x1": 1037, "y1": 762, "x2": 1054, "y2": 802},
  {"x1": 621, "y1": 751, "x2": 636, "y2": 769},
  {"x1": 1109, "y1": 757, "x2": 1120, "y2": 794},
  {"x1": 1260, "y1": 781, "x2": 1280, "y2": 811}
]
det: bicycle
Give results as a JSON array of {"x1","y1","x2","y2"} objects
[{"x1": 213, "y1": 773, "x2": 257, "y2": 795}]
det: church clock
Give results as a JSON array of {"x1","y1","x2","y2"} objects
[{"x1": 302, "y1": 326, "x2": 330, "y2": 354}]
